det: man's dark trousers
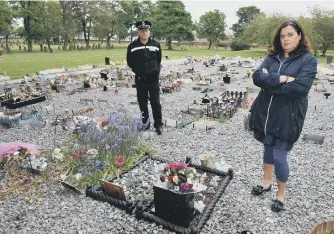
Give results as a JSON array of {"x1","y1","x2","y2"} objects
[{"x1": 136, "y1": 80, "x2": 162, "y2": 128}]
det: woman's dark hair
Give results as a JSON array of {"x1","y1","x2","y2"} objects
[{"x1": 267, "y1": 19, "x2": 312, "y2": 56}]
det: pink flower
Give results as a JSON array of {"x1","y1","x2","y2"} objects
[
  {"x1": 168, "y1": 176, "x2": 174, "y2": 182},
  {"x1": 73, "y1": 151, "x2": 84, "y2": 160},
  {"x1": 114, "y1": 155, "x2": 125, "y2": 168},
  {"x1": 176, "y1": 162, "x2": 186, "y2": 170},
  {"x1": 168, "y1": 162, "x2": 177, "y2": 170}
]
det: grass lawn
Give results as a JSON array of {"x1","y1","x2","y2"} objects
[{"x1": 0, "y1": 43, "x2": 333, "y2": 79}]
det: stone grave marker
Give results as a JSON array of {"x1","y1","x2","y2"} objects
[
  {"x1": 142, "y1": 130, "x2": 178, "y2": 140},
  {"x1": 130, "y1": 99, "x2": 138, "y2": 105},
  {"x1": 97, "y1": 99, "x2": 108, "y2": 109},
  {"x1": 303, "y1": 134, "x2": 325, "y2": 144},
  {"x1": 164, "y1": 118, "x2": 178, "y2": 128},
  {"x1": 45, "y1": 104, "x2": 55, "y2": 114},
  {"x1": 192, "y1": 121, "x2": 208, "y2": 130}
]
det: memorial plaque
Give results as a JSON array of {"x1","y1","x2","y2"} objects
[{"x1": 99, "y1": 180, "x2": 126, "y2": 200}]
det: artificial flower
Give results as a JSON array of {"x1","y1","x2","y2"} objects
[
  {"x1": 168, "y1": 176, "x2": 174, "y2": 182},
  {"x1": 172, "y1": 176, "x2": 179, "y2": 184},
  {"x1": 73, "y1": 151, "x2": 84, "y2": 160},
  {"x1": 180, "y1": 183, "x2": 189, "y2": 192},
  {"x1": 114, "y1": 155, "x2": 125, "y2": 168},
  {"x1": 176, "y1": 161, "x2": 186, "y2": 170},
  {"x1": 168, "y1": 162, "x2": 177, "y2": 170}
]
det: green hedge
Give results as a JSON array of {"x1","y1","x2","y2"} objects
[
  {"x1": 230, "y1": 40, "x2": 250, "y2": 51},
  {"x1": 216, "y1": 42, "x2": 228, "y2": 48}
]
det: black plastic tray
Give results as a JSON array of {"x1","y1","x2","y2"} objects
[{"x1": 1, "y1": 95, "x2": 46, "y2": 109}]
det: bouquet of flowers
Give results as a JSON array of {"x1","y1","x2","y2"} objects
[{"x1": 160, "y1": 161, "x2": 197, "y2": 193}]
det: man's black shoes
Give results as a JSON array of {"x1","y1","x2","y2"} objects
[{"x1": 156, "y1": 126, "x2": 162, "y2": 135}]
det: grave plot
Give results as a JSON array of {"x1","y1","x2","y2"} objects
[
  {"x1": 55, "y1": 110, "x2": 151, "y2": 191},
  {"x1": 0, "y1": 86, "x2": 48, "y2": 128},
  {"x1": 183, "y1": 90, "x2": 247, "y2": 121},
  {"x1": 86, "y1": 155, "x2": 233, "y2": 234},
  {"x1": 0, "y1": 144, "x2": 65, "y2": 196}
]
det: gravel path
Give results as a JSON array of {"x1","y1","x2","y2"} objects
[{"x1": 0, "y1": 61, "x2": 333, "y2": 234}]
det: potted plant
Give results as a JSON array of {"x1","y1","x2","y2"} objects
[{"x1": 153, "y1": 161, "x2": 204, "y2": 227}]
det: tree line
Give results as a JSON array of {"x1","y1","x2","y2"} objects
[{"x1": 0, "y1": 1, "x2": 333, "y2": 55}]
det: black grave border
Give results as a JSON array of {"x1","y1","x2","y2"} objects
[{"x1": 85, "y1": 153, "x2": 234, "y2": 234}]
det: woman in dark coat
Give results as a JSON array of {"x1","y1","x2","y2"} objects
[{"x1": 249, "y1": 19, "x2": 317, "y2": 212}]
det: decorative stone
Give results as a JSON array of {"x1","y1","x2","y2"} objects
[{"x1": 302, "y1": 134, "x2": 325, "y2": 145}]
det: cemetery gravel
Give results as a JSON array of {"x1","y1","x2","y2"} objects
[{"x1": 0, "y1": 64, "x2": 333, "y2": 234}]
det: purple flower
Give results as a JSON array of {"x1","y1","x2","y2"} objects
[
  {"x1": 103, "y1": 160, "x2": 110, "y2": 167},
  {"x1": 180, "y1": 183, "x2": 189, "y2": 192},
  {"x1": 94, "y1": 160, "x2": 103, "y2": 170},
  {"x1": 74, "y1": 142, "x2": 80, "y2": 150},
  {"x1": 176, "y1": 162, "x2": 186, "y2": 170}
]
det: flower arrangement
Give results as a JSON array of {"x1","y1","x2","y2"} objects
[
  {"x1": 61, "y1": 111, "x2": 150, "y2": 190},
  {"x1": 160, "y1": 161, "x2": 197, "y2": 193}
]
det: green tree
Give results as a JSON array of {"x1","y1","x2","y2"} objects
[
  {"x1": 151, "y1": 0, "x2": 193, "y2": 50},
  {"x1": 297, "y1": 16, "x2": 319, "y2": 55},
  {"x1": 60, "y1": 1, "x2": 76, "y2": 50},
  {"x1": 310, "y1": 7, "x2": 334, "y2": 56},
  {"x1": 16, "y1": 1, "x2": 44, "y2": 52},
  {"x1": 231, "y1": 6, "x2": 261, "y2": 38},
  {"x1": 94, "y1": 1, "x2": 118, "y2": 46},
  {"x1": 0, "y1": 2, "x2": 15, "y2": 53},
  {"x1": 240, "y1": 14, "x2": 288, "y2": 46},
  {"x1": 72, "y1": 1, "x2": 97, "y2": 48},
  {"x1": 241, "y1": 13, "x2": 325, "y2": 55},
  {"x1": 197, "y1": 10, "x2": 226, "y2": 49},
  {"x1": 40, "y1": 1, "x2": 62, "y2": 50}
]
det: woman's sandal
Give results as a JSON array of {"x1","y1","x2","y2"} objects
[
  {"x1": 271, "y1": 199, "x2": 284, "y2": 212},
  {"x1": 251, "y1": 184, "x2": 272, "y2": 195}
]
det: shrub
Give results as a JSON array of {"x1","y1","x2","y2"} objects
[
  {"x1": 230, "y1": 39, "x2": 250, "y2": 51},
  {"x1": 216, "y1": 42, "x2": 228, "y2": 48}
]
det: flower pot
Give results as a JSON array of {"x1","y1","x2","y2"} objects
[
  {"x1": 223, "y1": 75, "x2": 231, "y2": 84},
  {"x1": 153, "y1": 185, "x2": 196, "y2": 227},
  {"x1": 84, "y1": 82, "x2": 91, "y2": 89}
]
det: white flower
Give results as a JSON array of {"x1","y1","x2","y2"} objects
[
  {"x1": 188, "y1": 173, "x2": 194, "y2": 179},
  {"x1": 173, "y1": 176, "x2": 179, "y2": 184},
  {"x1": 179, "y1": 170, "x2": 185, "y2": 175},
  {"x1": 191, "y1": 168, "x2": 197, "y2": 174},
  {"x1": 75, "y1": 173, "x2": 82, "y2": 181},
  {"x1": 187, "y1": 178, "x2": 192, "y2": 183},
  {"x1": 166, "y1": 171, "x2": 170, "y2": 176}
]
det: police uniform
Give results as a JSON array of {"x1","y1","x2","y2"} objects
[{"x1": 126, "y1": 20, "x2": 163, "y2": 134}]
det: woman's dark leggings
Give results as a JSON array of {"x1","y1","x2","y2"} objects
[{"x1": 263, "y1": 144, "x2": 289, "y2": 182}]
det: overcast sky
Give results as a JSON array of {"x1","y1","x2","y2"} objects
[{"x1": 183, "y1": 0, "x2": 334, "y2": 30}]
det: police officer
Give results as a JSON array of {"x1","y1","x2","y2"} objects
[{"x1": 126, "y1": 20, "x2": 163, "y2": 135}]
